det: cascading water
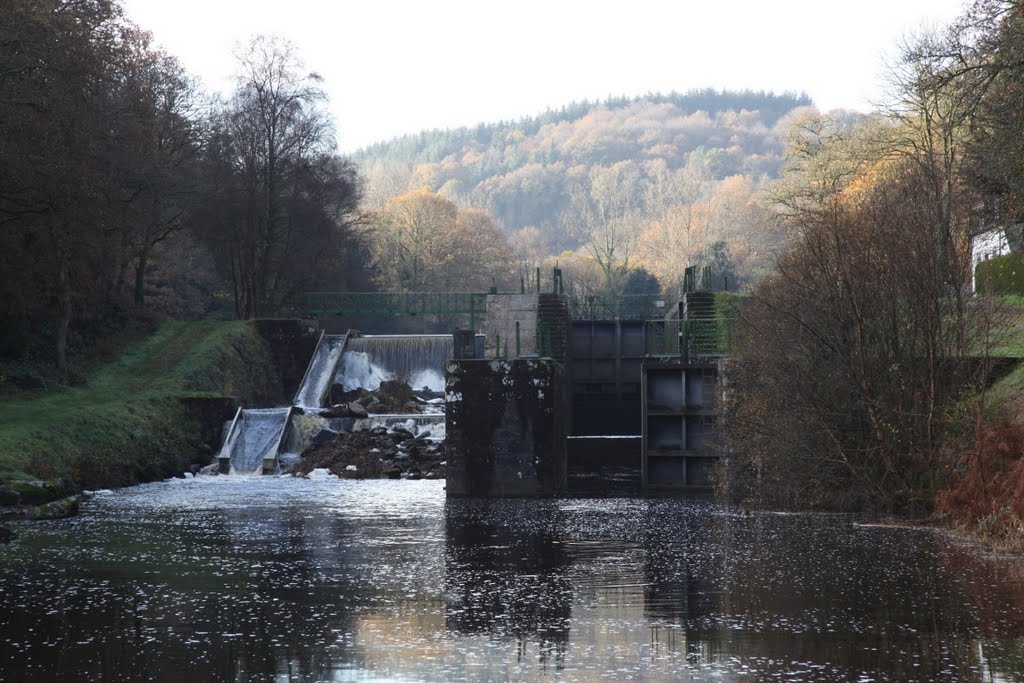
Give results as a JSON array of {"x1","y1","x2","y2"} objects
[
  {"x1": 293, "y1": 334, "x2": 346, "y2": 407},
  {"x1": 277, "y1": 412, "x2": 353, "y2": 470},
  {"x1": 338, "y1": 335, "x2": 453, "y2": 393},
  {"x1": 218, "y1": 408, "x2": 292, "y2": 474},
  {"x1": 354, "y1": 414, "x2": 446, "y2": 441}
]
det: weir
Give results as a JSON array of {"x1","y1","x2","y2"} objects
[
  {"x1": 293, "y1": 332, "x2": 347, "y2": 407},
  {"x1": 217, "y1": 407, "x2": 293, "y2": 474},
  {"x1": 339, "y1": 334, "x2": 453, "y2": 393},
  {"x1": 213, "y1": 268, "x2": 729, "y2": 488},
  {"x1": 353, "y1": 413, "x2": 446, "y2": 441}
]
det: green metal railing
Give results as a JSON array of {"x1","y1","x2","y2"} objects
[
  {"x1": 306, "y1": 291, "x2": 489, "y2": 328},
  {"x1": 643, "y1": 318, "x2": 734, "y2": 361},
  {"x1": 567, "y1": 294, "x2": 670, "y2": 320}
]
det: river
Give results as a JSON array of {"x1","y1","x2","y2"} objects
[{"x1": 1, "y1": 478, "x2": 1022, "y2": 682}]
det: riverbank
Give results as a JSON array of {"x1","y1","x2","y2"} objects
[
  {"x1": 924, "y1": 298, "x2": 1024, "y2": 552},
  {"x1": 0, "y1": 320, "x2": 278, "y2": 492}
]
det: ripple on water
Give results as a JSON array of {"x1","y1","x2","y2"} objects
[{"x1": 0, "y1": 477, "x2": 1022, "y2": 682}]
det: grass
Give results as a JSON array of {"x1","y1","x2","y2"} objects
[{"x1": 0, "y1": 320, "x2": 275, "y2": 487}]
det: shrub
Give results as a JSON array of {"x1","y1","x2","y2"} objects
[{"x1": 976, "y1": 253, "x2": 1024, "y2": 295}]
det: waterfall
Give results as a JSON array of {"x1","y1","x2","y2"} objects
[
  {"x1": 218, "y1": 407, "x2": 292, "y2": 475},
  {"x1": 276, "y1": 412, "x2": 353, "y2": 470},
  {"x1": 293, "y1": 334, "x2": 346, "y2": 407},
  {"x1": 354, "y1": 413, "x2": 446, "y2": 441},
  {"x1": 338, "y1": 335, "x2": 453, "y2": 393}
]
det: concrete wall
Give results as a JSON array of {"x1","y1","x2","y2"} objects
[
  {"x1": 445, "y1": 358, "x2": 567, "y2": 497},
  {"x1": 482, "y1": 294, "x2": 539, "y2": 358}
]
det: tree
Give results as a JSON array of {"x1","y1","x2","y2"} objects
[
  {"x1": 198, "y1": 36, "x2": 361, "y2": 318},
  {"x1": 621, "y1": 267, "x2": 661, "y2": 297},
  {"x1": 1, "y1": 0, "x2": 135, "y2": 369},
  {"x1": 723, "y1": 114, "x2": 987, "y2": 513},
  {"x1": 363, "y1": 189, "x2": 512, "y2": 292}
]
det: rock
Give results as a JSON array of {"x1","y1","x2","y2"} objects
[
  {"x1": 189, "y1": 463, "x2": 202, "y2": 475},
  {"x1": 385, "y1": 465, "x2": 402, "y2": 479},
  {"x1": 0, "y1": 525, "x2": 14, "y2": 543},
  {"x1": 6, "y1": 479, "x2": 72, "y2": 506},
  {"x1": 0, "y1": 486, "x2": 19, "y2": 507},
  {"x1": 311, "y1": 428, "x2": 340, "y2": 446},
  {"x1": 347, "y1": 401, "x2": 368, "y2": 419},
  {"x1": 320, "y1": 404, "x2": 351, "y2": 418},
  {"x1": 390, "y1": 427, "x2": 414, "y2": 443},
  {"x1": 403, "y1": 401, "x2": 423, "y2": 412},
  {"x1": 366, "y1": 399, "x2": 383, "y2": 413},
  {"x1": 199, "y1": 463, "x2": 219, "y2": 475},
  {"x1": 30, "y1": 495, "x2": 80, "y2": 520},
  {"x1": 345, "y1": 464, "x2": 358, "y2": 472}
]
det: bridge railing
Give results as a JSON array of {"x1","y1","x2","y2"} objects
[{"x1": 306, "y1": 292, "x2": 489, "y2": 327}]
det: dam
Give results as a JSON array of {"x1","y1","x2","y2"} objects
[{"x1": 217, "y1": 266, "x2": 730, "y2": 495}]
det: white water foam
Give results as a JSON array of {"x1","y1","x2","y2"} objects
[{"x1": 293, "y1": 334, "x2": 346, "y2": 407}]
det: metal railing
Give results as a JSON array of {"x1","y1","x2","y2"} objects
[
  {"x1": 567, "y1": 294, "x2": 671, "y2": 320},
  {"x1": 643, "y1": 318, "x2": 734, "y2": 361},
  {"x1": 306, "y1": 291, "x2": 489, "y2": 328}
]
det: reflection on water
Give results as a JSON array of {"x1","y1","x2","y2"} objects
[{"x1": 1, "y1": 478, "x2": 1023, "y2": 682}]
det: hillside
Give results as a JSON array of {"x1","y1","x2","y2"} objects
[{"x1": 353, "y1": 90, "x2": 814, "y2": 295}]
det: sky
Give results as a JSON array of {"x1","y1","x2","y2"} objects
[{"x1": 121, "y1": 0, "x2": 969, "y2": 152}]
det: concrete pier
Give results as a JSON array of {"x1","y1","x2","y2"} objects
[{"x1": 445, "y1": 358, "x2": 567, "y2": 497}]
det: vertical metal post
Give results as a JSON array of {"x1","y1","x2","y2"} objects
[
  {"x1": 496, "y1": 334, "x2": 501, "y2": 359},
  {"x1": 521, "y1": 277, "x2": 525, "y2": 294},
  {"x1": 515, "y1": 321, "x2": 521, "y2": 357},
  {"x1": 680, "y1": 321, "x2": 689, "y2": 364},
  {"x1": 536, "y1": 267, "x2": 540, "y2": 293}
]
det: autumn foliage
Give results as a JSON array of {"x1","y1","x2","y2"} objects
[{"x1": 936, "y1": 421, "x2": 1024, "y2": 542}]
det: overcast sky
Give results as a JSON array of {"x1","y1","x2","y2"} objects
[{"x1": 121, "y1": 0, "x2": 968, "y2": 152}]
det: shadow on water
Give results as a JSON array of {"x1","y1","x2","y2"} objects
[{"x1": 1, "y1": 479, "x2": 1023, "y2": 681}]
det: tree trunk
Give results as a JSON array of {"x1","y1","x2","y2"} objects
[
  {"x1": 134, "y1": 249, "x2": 148, "y2": 306},
  {"x1": 56, "y1": 259, "x2": 71, "y2": 373}
]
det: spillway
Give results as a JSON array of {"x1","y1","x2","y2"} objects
[
  {"x1": 293, "y1": 333, "x2": 347, "y2": 407},
  {"x1": 337, "y1": 335, "x2": 453, "y2": 393},
  {"x1": 217, "y1": 407, "x2": 293, "y2": 474}
]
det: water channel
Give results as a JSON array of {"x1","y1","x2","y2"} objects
[{"x1": 1, "y1": 478, "x2": 1023, "y2": 682}]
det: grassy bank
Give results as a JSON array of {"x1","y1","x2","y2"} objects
[
  {"x1": 933, "y1": 298, "x2": 1024, "y2": 550},
  {"x1": 0, "y1": 321, "x2": 277, "y2": 489}
]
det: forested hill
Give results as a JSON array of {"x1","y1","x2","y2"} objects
[{"x1": 353, "y1": 89, "x2": 814, "y2": 237}]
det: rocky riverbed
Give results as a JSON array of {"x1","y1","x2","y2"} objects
[
  {"x1": 293, "y1": 426, "x2": 444, "y2": 480},
  {"x1": 290, "y1": 379, "x2": 446, "y2": 480}
]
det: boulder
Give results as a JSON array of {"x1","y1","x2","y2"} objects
[
  {"x1": 0, "y1": 486, "x2": 19, "y2": 507},
  {"x1": 320, "y1": 404, "x2": 351, "y2": 418},
  {"x1": 390, "y1": 427, "x2": 414, "y2": 444},
  {"x1": 30, "y1": 495, "x2": 80, "y2": 520},
  {"x1": 6, "y1": 479, "x2": 73, "y2": 506},
  {"x1": 0, "y1": 525, "x2": 14, "y2": 543},
  {"x1": 347, "y1": 401, "x2": 368, "y2": 419}
]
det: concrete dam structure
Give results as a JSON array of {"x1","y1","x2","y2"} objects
[
  {"x1": 444, "y1": 283, "x2": 727, "y2": 497},
  {"x1": 217, "y1": 274, "x2": 728, "y2": 493}
]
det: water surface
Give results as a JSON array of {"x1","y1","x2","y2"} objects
[{"x1": 1, "y1": 478, "x2": 1022, "y2": 682}]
